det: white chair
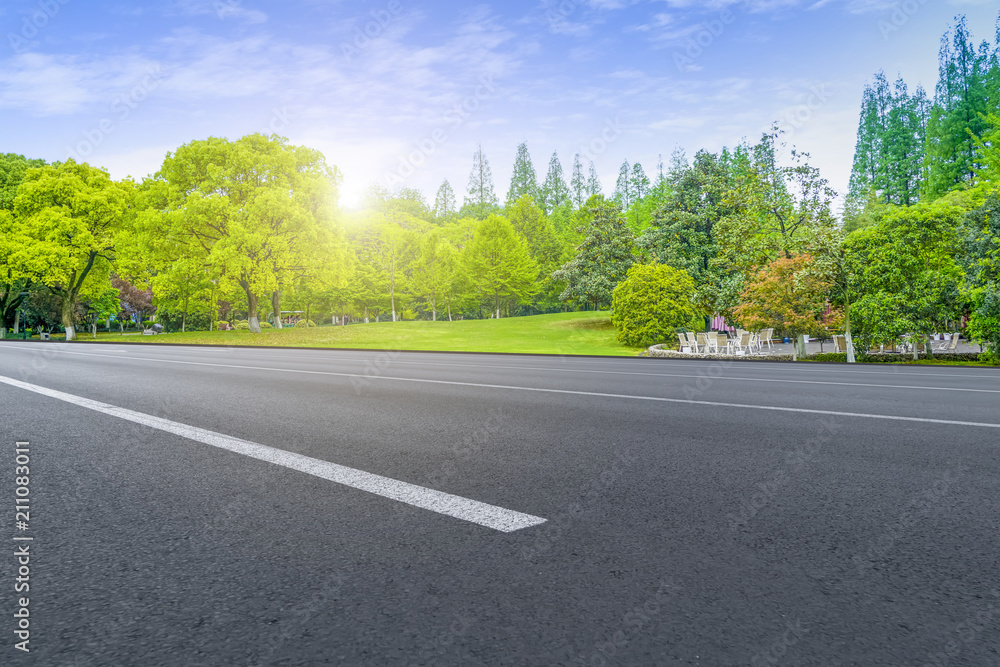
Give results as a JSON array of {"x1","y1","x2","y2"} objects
[
  {"x1": 716, "y1": 332, "x2": 730, "y2": 354},
  {"x1": 696, "y1": 333, "x2": 710, "y2": 353},
  {"x1": 934, "y1": 333, "x2": 960, "y2": 352},
  {"x1": 685, "y1": 331, "x2": 700, "y2": 353},
  {"x1": 760, "y1": 328, "x2": 774, "y2": 350},
  {"x1": 706, "y1": 331, "x2": 719, "y2": 353},
  {"x1": 677, "y1": 333, "x2": 691, "y2": 353}
]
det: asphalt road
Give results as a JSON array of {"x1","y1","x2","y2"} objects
[{"x1": 1, "y1": 341, "x2": 999, "y2": 667}]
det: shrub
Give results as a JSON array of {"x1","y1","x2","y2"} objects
[
  {"x1": 234, "y1": 321, "x2": 250, "y2": 330},
  {"x1": 611, "y1": 264, "x2": 700, "y2": 347},
  {"x1": 215, "y1": 321, "x2": 229, "y2": 330},
  {"x1": 141, "y1": 320, "x2": 154, "y2": 329},
  {"x1": 294, "y1": 319, "x2": 316, "y2": 328},
  {"x1": 259, "y1": 321, "x2": 273, "y2": 329}
]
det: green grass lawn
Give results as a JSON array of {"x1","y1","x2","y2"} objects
[{"x1": 74, "y1": 311, "x2": 643, "y2": 356}]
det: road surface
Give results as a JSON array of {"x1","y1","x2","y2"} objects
[{"x1": 0, "y1": 341, "x2": 998, "y2": 666}]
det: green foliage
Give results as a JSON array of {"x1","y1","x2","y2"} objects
[
  {"x1": 235, "y1": 321, "x2": 250, "y2": 330},
  {"x1": 539, "y1": 151, "x2": 570, "y2": 214},
  {"x1": 12, "y1": 159, "x2": 133, "y2": 339},
  {"x1": 553, "y1": 197, "x2": 636, "y2": 309},
  {"x1": 465, "y1": 144, "x2": 499, "y2": 215},
  {"x1": 294, "y1": 319, "x2": 316, "y2": 327},
  {"x1": 463, "y1": 214, "x2": 538, "y2": 317},
  {"x1": 216, "y1": 320, "x2": 229, "y2": 329},
  {"x1": 506, "y1": 142, "x2": 539, "y2": 207},
  {"x1": 845, "y1": 198, "x2": 966, "y2": 350},
  {"x1": 611, "y1": 264, "x2": 700, "y2": 347},
  {"x1": 259, "y1": 321, "x2": 274, "y2": 328}
]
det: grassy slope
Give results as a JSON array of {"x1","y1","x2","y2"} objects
[{"x1": 79, "y1": 311, "x2": 642, "y2": 356}]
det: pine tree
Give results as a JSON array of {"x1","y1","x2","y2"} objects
[
  {"x1": 630, "y1": 162, "x2": 650, "y2": 201},
  {"x1": 540, "y1": 151, "x2": 570, "y2": 214},
  {"x1": 464, "y1": 144, "x2": 498, "y2": 217},
  {"x1": 613, "y1": 160, "x2": 633, "y2": 211},
  {"x1": 432, "y1": 180, "x2": 456, "y2": 220},
  {"x1": 586, "y1": 161, "x2": 602, "y2": 198},
  {"x1": 506, "y1": 142, "x2": 539, "y2": 207},
  {"x1": 655, "y1": 154, "x2": 666, "y2": 185},
  {"x1": 924, "y1": 16, "x2": 992, "y2": 198},
  {"x1": 570, "y1": 153, "x2": 586, "y2": 208}
]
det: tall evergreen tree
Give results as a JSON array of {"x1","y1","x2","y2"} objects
[
  {"x1": 630, "y1": 162, "x2": 650, "y2": 201},
  {"x1": 540, "y1": 151, "x2": 570, "y2": 214},
  {"x1": 506, "y1": 142, "x2": 539, "y2": 207},
  {"x1": 924, "y1": 16, "x2": 992, "y2": 198},
  {"x1": 586, "y1": 161, "x2": 602, "y2": 197},
  {"x1": 570, "y1": 153, "x2": 587, "y2": 208},
  {"x1": 432, "y1": 180, "x2": 456, "y2": 220},
  {"x1": 464, "y1": 144, "x2": 498, "y2": 217},
  {"x1": 613, "y1": 160, "x2": 633, "y2": 211}
]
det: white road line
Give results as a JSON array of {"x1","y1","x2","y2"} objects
[
  {"x1": 0, "y1": 374, "x2": 546, "y2": 533},
  {"x1": 12, "y1": 345, "x2": 999, "y2": 395},
  {"x1": 6, "y1": 347, "x2": 1000, "y2": 429}
]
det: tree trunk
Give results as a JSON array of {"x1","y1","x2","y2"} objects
[
  {"x1": 0, "y1": 327, "x2": 5, "y2": 338},
  {"x1": 92, "y1": 322, "x2": 97, "y2": 338},
  {"x1": 271, "y1": 290, "x2": 283, "y2": 329},
  {"x1": 925, "y1": 334, "x2": 933, "y2": 359},
  {"x1": 432, "y1": 295, "x2": 436, "y2": 322},
  {"x1": 61, "y1": 294, "x2": 76, "y2": 341},
  {"x1": 448, "y1": 303, "x2": 452, "y2": 322},
  {"x1": 14, "y1": 310, "x2": 20, "y2": 334},
  {"x1": 243, "y1": 286, "x2": 261, "y2": 333},
  {"x1": 844, "y1": 321, "x2": 856, "y2": 364},
  {"x1": 364, "y1": 306, "x2": 369, "y2": 324},
  {"x1": 391, "y1": 276, "x2": 396, "y2": 322},
  {"x1": 181, "y1": 310, "x2": 186, "y2": 333}
]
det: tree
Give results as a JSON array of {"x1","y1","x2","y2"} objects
[
  {"x1": 506, "y1": 142, "x2": 539, "y2": 207},
  {"x1": 637, "y1": 149, "x2": 731, "y2": 326},
  {"x1": 552, "y1": 197, "x2": 636, "y2": 310},
  {"x1": 630, "y1": 162, "x2": 650, "y2": 201},
  {"x1": 717, "y1": 128, "x2": 837, "y2": 273},
  {"x1": 411, "y1": 231, "x2": 456, "y2": 321},
  {"x1": 463, "y1": 215, "x2": 538, "y2": 318},
  {"x1": 611, "y1": 264, "x2": 700, "y2": 348},
  {"x1": 733, "y1": 254, "x2": 840, "y2": 359},
  {"x1": 540, "y1": 151, "x2": 570, "y2": 214},
  {"x1": 135, "y1": 134, "x2": 344, "y2": 333},
  {"x1": 0, "y1": 154, "x2": 46, "y2": 335},
  {"x1": 960, "y1": 191, "x2": 1000, "y2": 359},
  {"x1": 586, "y1": 161, "x2": 602, "y2": 198},
  {"x1": 13, "y1": 160, "x2": 132, "y2": 340},
  {"x1": 433, "y1": 180, "x2": 457, "y2": 220},
  {"x1": 923, "y1": 16, "x2": 993, "y2": 198},
  {"x1": 613, "y1": 160, "x2": 633, "y2": 212},
  {"x1": 464, "y1": 144, "x2": 499, "y2": 218},
  {"x1": 111, "y1": 275, "x2": 153, "y2": 330},
  {"x1": 360, "y1": 217, "x2": 417, "y2": 322},
  {"x1": 844, "y1": 197, "x2": 965, "y2": 357},
  {"x1": 570, "y1": 153, "x2": 587, "y2": 208}
]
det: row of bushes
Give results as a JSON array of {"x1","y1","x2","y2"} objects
[
  {"x1": 217, "y1": 319, "x2": 317, "y2": 331},
  {"x1": 806, "y1": 352, "x2": 990, "y2": 363}
]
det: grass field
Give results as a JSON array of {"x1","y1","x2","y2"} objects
[{"x1": 70, "y1": 311, "x2": 642, "y2": 356}]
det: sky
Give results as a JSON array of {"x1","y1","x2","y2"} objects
[{"x1": 1, "y1": 0, "x2": 998, "y2": 210}]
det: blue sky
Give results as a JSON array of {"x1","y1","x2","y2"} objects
[{"x1": 1, "y1": 0, "x2": 998, "y2": 208}]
